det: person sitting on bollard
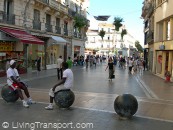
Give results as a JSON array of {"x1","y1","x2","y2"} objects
[
  {"x1": 6, "y1": 60, "x2": 36, "y2": 108},
  {"x1": 45, "y1": 62, "x2": 74, "y2": 110}
]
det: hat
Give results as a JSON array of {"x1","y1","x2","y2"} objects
[{"x1": 10, "y1": 60, "x2": 16, "y2": 65}]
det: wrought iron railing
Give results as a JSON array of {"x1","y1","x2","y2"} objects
[
  {"x1": 45, "y1": 23, "x2": 52, "y2": 32},
  {"x1": 0, "y1": 12, "x2": 15, "y2": 25},
  {"x1": 33, "y1": 21, "x2": 41, "y2": 30},
  {"x1": 55, "y1": 26, "x2": 61, "y2": 34}
]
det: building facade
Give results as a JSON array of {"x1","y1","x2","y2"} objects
[
  {"x1": 142, "y1": 0, "x2": 173, "y2": 79},
  {"x1": 86, "y1": 23, "x2": 136, "y2": 57},
  {"x1": 0, "y1": 0, "x2": 89, "y2": 76}
]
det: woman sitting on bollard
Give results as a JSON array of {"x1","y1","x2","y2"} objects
[{"x1": 45, "y1": 62, "x2": 74, "y2": 110}]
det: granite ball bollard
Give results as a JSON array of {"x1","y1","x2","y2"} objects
[
  {"x1": 114, "y1": 94, "x2": 138, "y2": 119},
  {"x1": 1, "y1": 85, "x2": 19, "y2": 102},
  {"x1": 54, "y1": 89, "x2": 75, "y2": 108}
]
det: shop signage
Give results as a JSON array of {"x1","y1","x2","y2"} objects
[
  {"x1": 159, "y1": 45, "x2": 165, "y2": 50},
  {"x1": 0, "y1": 52, "x2": 6, "y2": 56},
  {"x1": 0, "y1": 42, "x2": 13, "y2": 51}
]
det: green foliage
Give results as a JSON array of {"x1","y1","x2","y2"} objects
[
  {"x1": 113, "y1": 17, "x2": 123, "y2": 31},
  {"x1": 135, "y1": 41, "x2": 143, "y2": 52},
  {"x1": 74, "y1": 15, "x2": 87, "y2": 30},
  {"x1": 121, "y1": 29, "x2": 127, "y2": 40},
  {"x1": 99, "y1": 29, "x2": 106, "y2": 40}
]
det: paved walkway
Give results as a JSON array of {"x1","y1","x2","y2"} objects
[{"x1": 1, "y1": 64, "x2": 173, "y2": 130}]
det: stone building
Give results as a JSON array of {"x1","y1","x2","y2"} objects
[
  {"x1": 0, "y1": 0, "x2": 89, "y2": 76},
  {"x1": 142, "y1": 0, "x2": 173, "y2": 79}
]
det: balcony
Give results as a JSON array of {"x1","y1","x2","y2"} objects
[
  {"x1": 55, "y1": 26, "x2": 61, "y2": 34},
  {"x1": 49, "y1": 0, "x2": 68, "y2": 14},
  {"x1": 68, "y1": 8, "x2": 76, "y2": 17},
  {"x1": 37, "y1": 0, "x2": 49, "y2": 4},
  {"x1": 45, "y1": 23, "x2": 52, "y2": 32},
  {"x1": 146, "y1": 31, "x2": 154, "y2": 44},
  {"x1": 64, "y1": 29, "x2": 68, "y2": 36},
  {"x1": 33, "y1": 21, "x2": 41, "y2": 30},
  {"x1": 73, "y1": 32, "x2": 83, "y2": 39},
  {"x1": 0, "y1": 12, "x2": 15, "y2": 25}
]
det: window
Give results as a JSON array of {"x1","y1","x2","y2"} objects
[
  {"x1": 108, "y1": 28, "x2": 110, "y2": 32},
  {"x1": 34, "y1": 9, "x2": 40, "y2": 21},
  {"x1": 56, "y1": 18, "x2": 60, "y2": 27},
  {"x1": 46, "y1": 14, "x2": 51, "y2": 25},
  {"x1": 166, "y1": 20, "x2": 170, "y2": 40}
]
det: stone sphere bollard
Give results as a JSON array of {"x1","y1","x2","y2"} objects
[
  {"x1": 54, "y1": 89, "x2": 75, "y2": 108},
  {"x1": 1, "y1": 84, "x2": 19, "y2": 102},
  {"x1": 114, "y1": 94, "x2": 138, "y2": 119}
]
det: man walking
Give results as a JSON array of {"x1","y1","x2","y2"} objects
[{"x1": 57, "y1": 56, "x2": 63, "y2": 80}]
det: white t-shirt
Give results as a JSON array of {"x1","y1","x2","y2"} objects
[
  {"x1": 7, "y1": 67, "x2": 19, "y2": 86},
  {"x1": 57, "y1": 58, "x2": 63, "y2": 68},
  {"x1": 63, "y1": 69, "x2": 73, "y2": 89},
  {"x1": 129, "y1": 60, "x2": 133, "y2": 67}
]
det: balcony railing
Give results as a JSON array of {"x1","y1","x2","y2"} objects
[
  {"x1": 55, "y1": 26, "x2": 61, "y2": 34},
  {"x1": 0, "y1": 12, "x2": 15, "y2": 25},
  {"x1": 64, "y1": 29, "x2": 68, "y2": 36},
  {"x1": 73, "y1": 32, "x2": 83, "y2": 39},
  {"x1": 45, "y1": 23, "x2": 52, "y2": 32},
  {"x1": 37, "y1": 0, "x2": 49, "y2": 4},
  {"x1": 68, "y1": 9, "x2": 76, "y2": 17},
  {"x1": 49, "y1": 0, "x2": 68, "y2": 14},
  {"x1": 146, "y1": 31, "x2": 154, "y2": 44},
  {"x1": 33, "y1": 21, "x2": 41, "y2": 30}
]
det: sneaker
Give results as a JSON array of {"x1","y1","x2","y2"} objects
[
  {"x1": 27, "y1": 99, "x2": 36, "y2": 105},
  {"x1": 45, "y1": 105, "x2": 53, "y2": 110},
  {"x1": 23, "y1": 101, "x2": 29, "y2": 108}
]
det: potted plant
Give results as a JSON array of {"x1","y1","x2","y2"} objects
[{"x1": 74, "y1": 15, "x2": 87, "y2": 31}]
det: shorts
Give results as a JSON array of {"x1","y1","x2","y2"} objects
[
  {"x1": 49, "y1": 86, "x2": 70, "y2": 97},
  {"x1": 9, "y1": 83, "x2": 21, "y2": 91}
]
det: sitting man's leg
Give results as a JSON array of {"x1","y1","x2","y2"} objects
[
  {"x1": 11, "y1": 83, "x2": 29, "y2": 108},
  {"x1": 19, "y1": 82, "x2": 36, "y2": 105},
  {"x1": 45, "y1": 86, "x2": 64, "y2": 110}
]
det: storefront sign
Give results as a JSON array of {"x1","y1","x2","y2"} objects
[
  {"x1": 0, "y1": 52, "x2": 6, "y2": 56},
  {"x1": 159, "y1": 45, "x2": 165, "y2": 50},
  {"x1": 0, "y1": 42, "x2": 13, "y2": 51}
]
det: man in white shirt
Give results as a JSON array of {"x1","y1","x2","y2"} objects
[
  {"x1": 6, "y1": 60, "x2": 35, "y2": 108},
  {"x1": 45, "y1": 62, "x2": 74, "y2": 110},
  {"x1": 57, "y1": 56, "x2": 63, "y2": 80}
]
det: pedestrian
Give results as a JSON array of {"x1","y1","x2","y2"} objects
[
  {"x1": 6, "y1": 60, "x2": 35, "y2": 108},
  {"x1": 138, "y1": 59, "x2": 144, "y2": 76},
  {"x1": 45, "y1": 62, "x2": 74, "y2": 110},
  {"x1": 35, "y1": 56, "x2": 41, "y2": 72},
  {"x1": 128, "y1": 58, "x2": 133, "y2": 74},
  {"x1": 85, "y1": 56, "x2": 89, "y2": 68},
  {"x1": 66, "y1": 57, "x2": 73, "y2": 68},
  {"x1": 57, "y1": 56, "x2": 63, "y2": 80},
  {"x1": 105, "y1": 57, "x2": 114, "y2": 81}
]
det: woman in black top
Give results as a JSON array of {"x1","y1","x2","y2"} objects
[{"x1": 105, "y1": 57, "x2": 114, "y2": 80}]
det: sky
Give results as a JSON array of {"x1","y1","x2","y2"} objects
[{"x1": 87, "y1": 0, "x2": 144, "y2": 46}]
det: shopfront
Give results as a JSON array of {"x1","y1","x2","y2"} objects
[
  {"x1": 0, "y1": 27, "x2": 44, "y2": 76},
  {"x1": 46, "y1": 36, "x2": 67, "y2": 69}
]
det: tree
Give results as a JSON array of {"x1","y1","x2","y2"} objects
[
  {"x1": 98, "y1": 29, "x2": 105, "y2": 40},
  {"x1": 74, "y1": 15, "x2": 87, "y2": 31},
  {"x1": 113, "y1": 17, "x2": 123, "y2": 31},
  {"x1": 121, "y1": 29, "x2": 127, "y2": 40},
  {"x1": 135, "y1": 41, "x2": 143, "y2": 52}
]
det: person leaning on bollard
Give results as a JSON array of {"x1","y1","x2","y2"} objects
[
  {"x1": 6, "y1": 60, "x2": 36, "y2": 108},
  {"x1": 45, "y1": 62, "x2": 74, "y2": 110}
]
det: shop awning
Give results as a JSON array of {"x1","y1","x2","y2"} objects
[
  {"x1": 0, "y1": 27, "x2": 44, "y2": 45},
  {"x1": 51, "y1": 36, "x2": 67, "y2": 45}
]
